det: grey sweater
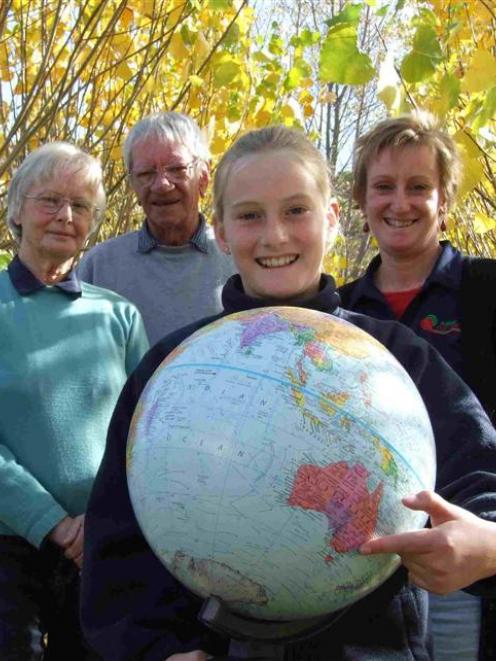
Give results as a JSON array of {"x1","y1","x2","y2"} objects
[{"x1": 79, "y1": 219, "x2": 235, "y2": 345}]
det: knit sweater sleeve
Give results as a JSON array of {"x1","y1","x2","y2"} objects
[
  {"x1": 0, "y1": 441, "x2": 68, "y2": 547},
  {"x1": 123, "y1": 304, "x2": 150, "y2": 373}
]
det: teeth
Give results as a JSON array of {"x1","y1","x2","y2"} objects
[
  {"x1": 258, "y1": 255, "x2": 298, "y2": 268},
  {"x1": 385, "y1": 218, "x2": 416, "y2": 228}
]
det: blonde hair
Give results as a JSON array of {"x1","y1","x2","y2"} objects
[
  {"x1": 213, "y1": 126, "x2": 332, "y2": 223},
  {"x1": 352, "y1": 110, "x2": 462, "y2": 209}
]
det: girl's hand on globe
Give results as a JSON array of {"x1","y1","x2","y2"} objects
[{"x1": 359, "y1": 490, "x2": 496, "y2": 594}]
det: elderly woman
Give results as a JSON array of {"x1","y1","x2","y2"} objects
[
  {"x1": 339, "y1": 111, "x2": 496, "y2": 661},
  {"x1": 0, "y1": 142, "x2": 149, "y2": 660}
]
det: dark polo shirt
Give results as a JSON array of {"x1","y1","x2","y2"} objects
[{"x1": 339, "y1": 241, "x2": 465, "y2": 378}]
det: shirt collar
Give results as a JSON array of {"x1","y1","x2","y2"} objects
[
  {"x1": 346, "y1": 241, "x2": 462, "y2": 307},
  {"x1": 8, "y1": 255, "x2": 82, "y2": 298},
  {"x1": 222, "y1": 273, "x2": 341, "y2": 315},
  {"x1": 343, "y1": 253, "x2": 383, "y2": 308},
  {"x1": 137, "y1": 214, "x2": 209, "y2": 254},
  {"x1": 425, "y1": 240, "x2": 463, "y2": 289}
]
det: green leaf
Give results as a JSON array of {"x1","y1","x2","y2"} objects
[
  {"x1": 253, "y1": 51, "x2": 271, "y2": 64},
  {"x1": 227, "y1": 103, "x2": 242, "y2": 122},
  {"x1": 285, "y1": 65, "x2": 304, "y2": 90},
  {"x1": 325, "y1": 3, "x2": 362, "y2": 30},
  {"x1": 378, "y1": 85, "x2": 399, "y2": 112},
  {"x1": 473, "y1": 86, "x2": 496, "y2": 132},
  {"x1": 400, "y1": 25, "x2": 443, "y2": 83},
  {"x1": 223, "y1": 22, "x2": 240, "y2": 47},
  {"x1": 417, "y1": 8, "x2": 438, "y2": 26},
  {"x1": 213, "y1": 60, "x2": 240, "y2": 86},
  {"x1": 208, "y1": 0, "x2": 231, "y2": 9},
  {"x1": 180, "y1": 24, "x2": 193, "y2": 46},
  {"x1": 268, "y1": 34, "x2": 285, "y2": 56},
  {"x1": 290, "y1": 27, "x2": 320, "y2": 49},
  {"x1": 319, "y1": 25, "x2": 375, "y2": 85},
  {"x1": 0, "y1": 251, "x2": 10, "y2": 270},
  {"x1": 438, "y1": 73, "x2": 460, "y2": 111},
  {"x1": 300, "y1": 27, "x2": 320, "y2": 46}
]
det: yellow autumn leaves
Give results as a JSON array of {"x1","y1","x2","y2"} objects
[
  {"x1": 0, "y1": 0, "x2": 495, "y2": 257},
  {"x1": 0, "y1": 0, "x2": 310, "y2": 248}
]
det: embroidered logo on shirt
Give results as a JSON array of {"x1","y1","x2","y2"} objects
[{"x1": 419, "y1": 314, "x2": 461, "y2": 335}]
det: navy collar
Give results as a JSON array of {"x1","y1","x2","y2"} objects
[
  {"x1": 222, "y1": 273, "x2": 341, "y2": 315},
  {"x1": 347, "y1": 241, "x2": 462, "y2": 307},
  {"x1": 8, "y1": 255, "x2": 82, "y2": 298},
  {"x1": 137, "y1": 214, "x2": 209, "y2": 254},
  {"x1": 425, "y1": 240, "x2": 463, "y2": 289}
]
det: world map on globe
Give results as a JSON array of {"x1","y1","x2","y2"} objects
[{"x1": 127, "y1": 307, "x2": 436, "y2": 621}]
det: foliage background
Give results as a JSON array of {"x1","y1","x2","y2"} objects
[{"x1": 0, "y1": 0, "x2": 495, "y2": 280}]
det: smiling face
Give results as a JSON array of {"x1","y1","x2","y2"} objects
[
  {"x1": 130, "y1": 138, "x2": 209, "y2": 246},
  {"x1": 16, "y1": 170, "x2": 95, "y2": 269},
  {"x1": 363, "y1": 144, "x2": 445, "y2": 260},
  {"x1": 214, "y1": 150, "x2": 338, "y2": 303}
]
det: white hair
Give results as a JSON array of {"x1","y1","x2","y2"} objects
[
  {"x1": 123, "y1": 112, "x2": 210, "y2": 173},
  {"x1": 7, "y1": 142, "x2": 106, "y2": 242}
]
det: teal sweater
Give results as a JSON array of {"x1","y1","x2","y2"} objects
[{"x1": 0, "y1": 266, "x2": 149, "y2": 547}]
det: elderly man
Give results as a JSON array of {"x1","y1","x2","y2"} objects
[{"x1": 79, "y1": 112, "x2": 235, "y2": 345}]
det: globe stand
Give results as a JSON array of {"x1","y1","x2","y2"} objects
[{"x1": 199, "y1": 596, "x2": 348, "y2": 643}]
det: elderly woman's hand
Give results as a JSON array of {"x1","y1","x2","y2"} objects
[{"x1": 48, "y1": 514, "x2": 85, "y2": 569}]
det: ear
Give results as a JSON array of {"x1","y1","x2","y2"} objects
[
  {"x1": 213, "y1": 214, "x2": 229, "y2": 254},
  {"x1": 439, "y1": 195, "x2": 447, "y2": 216},
  {"x1": 326, "y1": 199, "x2": 340, "y2": 230},
  {"x1": 353, "y1": 190, "x2": 366, "y2": 217},
  {"x1": 198, "y1": 162, "x2": 210, "y2": 198}
]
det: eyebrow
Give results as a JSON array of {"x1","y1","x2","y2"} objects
[
  {"x1": 230, "y1": 193, "x2": 312, "y2": 208},
  {"x1": 370, "y1": 170, "x2": 437, "y2": 180}
]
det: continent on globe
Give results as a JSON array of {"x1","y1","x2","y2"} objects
[
  {"x1": 171, "y1": 552, "x2": 269, "y2": 608},
  {"x1": 288, "y1": 461, "x2": 384, "y2": 560}
]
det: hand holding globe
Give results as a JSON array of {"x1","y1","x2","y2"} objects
[{"x1": 361, "y1": 490, "x2": 496, "y2": 594}]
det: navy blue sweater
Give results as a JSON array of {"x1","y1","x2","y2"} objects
[{"x1": 81, "y1": 274, "x2": 496, "y2": 661}]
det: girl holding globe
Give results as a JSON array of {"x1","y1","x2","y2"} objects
[{"x1": 81, "y1": 126, "x2": 496, "y2": 661}]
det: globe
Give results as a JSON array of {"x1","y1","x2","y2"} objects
[{"x1": 127, "y1": 307, "x2": 436, "y2": 622}]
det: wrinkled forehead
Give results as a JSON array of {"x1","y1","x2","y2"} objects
[
  {"x1": 28, "y1": 162, "x2": 99, "y2": 198},
  {"x1": 131, "y1": 138, "x2": 193, "y2": 169}
]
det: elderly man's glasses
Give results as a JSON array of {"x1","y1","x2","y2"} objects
[
  {"x1": 130, "y1": 159, "x2": 198, "y2": 187},
  {"x1": 24, "y1": 194, "x2": 98, "y2": 219}
]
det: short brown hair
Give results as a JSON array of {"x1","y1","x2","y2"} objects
[{"x1": 352, "y1": 110, "x2": 462, "y2": 209}]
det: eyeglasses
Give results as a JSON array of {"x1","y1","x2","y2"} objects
[
  {"x1": 24, "y1": 194, "x2": 98, "y2": 219},
  {"x1": 130, "y1": 159, "x2": 198, "y2": 187}
]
